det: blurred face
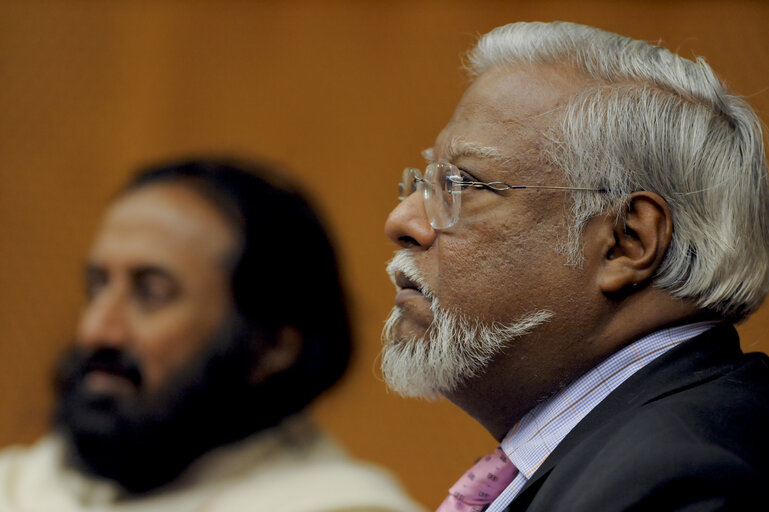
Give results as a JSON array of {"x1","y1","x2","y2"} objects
[
  {"x1": 54, "y1": 182, "x2": 254, "y2": 490},
  {"x1": 383, "y1": 64, "x2": 596, "y2": 399},
  {"x1": 76, "y1": 183, "x2": 239, "y2": 397}
]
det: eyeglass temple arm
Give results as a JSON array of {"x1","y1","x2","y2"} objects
[
  {"x1": 505, "y1": 184, "x2": 608, "y2": 192},
  {"x1": 455, "y1": 179, "x2": 607, "y2": 193}
]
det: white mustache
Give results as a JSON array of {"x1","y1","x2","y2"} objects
[{"x1": 385, "y1": 250, "x2": 436, "y2": 302}]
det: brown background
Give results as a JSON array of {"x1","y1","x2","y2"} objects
[{"x1": 1, "y1": 0, "x2": 768, "y2": 508}]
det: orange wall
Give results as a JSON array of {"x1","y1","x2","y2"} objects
[{"x1": 1, "y1": 0, "x2": 768, "y2": 507}]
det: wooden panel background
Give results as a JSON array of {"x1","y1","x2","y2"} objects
[{"x1": 1, "y1": 0, "x2": 768, "y2": 507}]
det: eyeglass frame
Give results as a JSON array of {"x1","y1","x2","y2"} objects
[{"x1": 398, "y1": 162, "x2": 607, "y2": 230}]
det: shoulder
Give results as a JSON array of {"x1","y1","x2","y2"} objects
[
  {"x1": 0, "y1": 434, "x2": 100, "y2": 511},
  {"x1": 0, "y1": 434, "x2": 67, "y2": 479},
  {"x1": 206, "y1": 431, "x2": 426, "y2": 512},
  {"x1": 537, "y1": 413, "x2": 765, "y2": 511},
  {"x1": 520, "y1": 352, "x2": 769, "y2": 511}
]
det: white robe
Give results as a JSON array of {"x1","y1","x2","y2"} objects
[{"x1": 0, "y1": 417, "x2": 425, "y2": 512}]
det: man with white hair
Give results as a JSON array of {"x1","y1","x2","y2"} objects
[{"x1": 382, "y1": 21, "x2": 769, "y2": 511}]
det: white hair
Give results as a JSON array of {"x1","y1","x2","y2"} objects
[{"x1": 467, "y1": 21, "x2": 769, "y2": 322}]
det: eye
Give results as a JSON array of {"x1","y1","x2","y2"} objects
[
  {"x1": 133, "y1": 271, "x2": 179, "y2": 309},
  {"x1": 450, "y1": 166, "x2": 482, "y2": 187},
  {"x1": 459, "y1": 169, "x2": 478, "y2": 182},
  {"x1": 84, "y1": 266, "x2": 107, "y2": 301}
]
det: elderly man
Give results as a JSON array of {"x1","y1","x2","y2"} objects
[
  {"x1": 382, "y1": 21, "x2": 769, "y2": 511},
  {"x1": 0, "y1": 158, "x2": 424, "y2": 511}
]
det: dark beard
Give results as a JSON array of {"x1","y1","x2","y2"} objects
[{"x1": 52, "y1": 317, "x2": 288, "y2": 494}]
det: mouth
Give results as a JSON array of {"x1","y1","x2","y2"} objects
[
  {"x1": 386, "y1": 251, "x2": 435, "y2": 311},
  {"x1": 395, "y1": 271, "x2": 422, "y2": 293},
  {"x1": 393, "y1": 271, "x2": 431, "y2": 307},
  {"x1": 83, "y1": 371, "x2": 138, "y2": 396},
  {"x1": 80, "y1": 360, "x2": 142, "y2": 396}
]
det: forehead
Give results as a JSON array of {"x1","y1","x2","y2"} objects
[
  {"x1": 434, "y1": 63, "x2": 587, "y2": 169},
  {"x1": 89, "y1": 183, "x2": 239, "y2": 272}
]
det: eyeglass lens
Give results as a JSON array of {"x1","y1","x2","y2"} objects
[
  {"x1": 398, "y1": 167, "x2": 421, "y2": 201},
  {"x1": 423, "y1": 163, "x2": 460, "y2": 229},
  {"x1": 398, "y1": 164, "x2": 462, "y2": 230}
]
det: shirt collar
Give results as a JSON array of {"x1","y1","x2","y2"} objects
[{"x1": 501, "y1": 321, "x2": 722, "y2": 479}]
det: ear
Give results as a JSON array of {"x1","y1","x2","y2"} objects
[
  {"x1": 595, "y1": 192, "x2": 672, "y2": 294},
  {"x1": 249, "y1": 326, "x2": 303, "y2": 383}
]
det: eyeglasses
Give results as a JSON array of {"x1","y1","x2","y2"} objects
[{"x1": 398, "y1": 162, "x2": 607, "y2": 230}]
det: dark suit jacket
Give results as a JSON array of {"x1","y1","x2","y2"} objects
[{"x1": 502, "y1": 323, "x2": 769, "y2": 511}]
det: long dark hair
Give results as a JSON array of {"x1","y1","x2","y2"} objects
[{"x1": 125, "y1": 157, "x2": 352, "y2": 418}]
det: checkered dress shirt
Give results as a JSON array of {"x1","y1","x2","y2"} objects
[{"x1": 486, "y1": 321, "x2": 721, "y2": 512}]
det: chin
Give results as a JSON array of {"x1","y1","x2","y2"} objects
[
  {"x1": 381, "y1": 304, "x2": 554, "y2": 401},
  {"x1": 380, "y1": 307, "x2": 448, "y2": 400}
]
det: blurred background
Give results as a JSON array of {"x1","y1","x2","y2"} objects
[{"x1": 1, "y1": 0, "x2": 768, "y2": 507}]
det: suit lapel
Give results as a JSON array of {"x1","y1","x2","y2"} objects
[{"x1": 502, "y1": 323, "x2": 743, "y2": 511}]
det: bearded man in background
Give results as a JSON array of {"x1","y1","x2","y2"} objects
[{"x1": 0, "y1": 158, "x2": 424, "y2": 512}]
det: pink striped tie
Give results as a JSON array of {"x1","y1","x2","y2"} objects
[{"x1": 436, "y1": 447, "x2": 518, "y2": 512}]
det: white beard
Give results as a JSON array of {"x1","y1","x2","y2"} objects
[{"x1": 381, "y1": 251, "x2": 552, "y2": 400}]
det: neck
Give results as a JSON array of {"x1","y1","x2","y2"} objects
[{"x1": 445, "y1": 288, "x2": 707, "y2": 442}]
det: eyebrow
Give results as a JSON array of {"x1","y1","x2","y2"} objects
[
  {"x1": 84, "y1": 262, "x2": 178, "y2": 283},
  {"x1": 423, "y1": 137, "x2": 511, "y2": 166},
  {"x1": 132, "y1": 266, "x2": 177, "y2": 283}
]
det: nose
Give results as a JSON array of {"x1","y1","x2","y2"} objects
[
  {"x1": 384, "y1": 191, "x2": 436, "y2": 249},
  {"x1": 76, "y1": 290, "x2": 131, "y2": 350}
]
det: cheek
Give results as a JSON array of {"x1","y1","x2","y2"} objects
[
  {"x1": 433, "y1": 216, "x2": 565, "y2": 321},
  {"x1": 132, "y1": 303, "x2": 228, "y2": 390}
]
